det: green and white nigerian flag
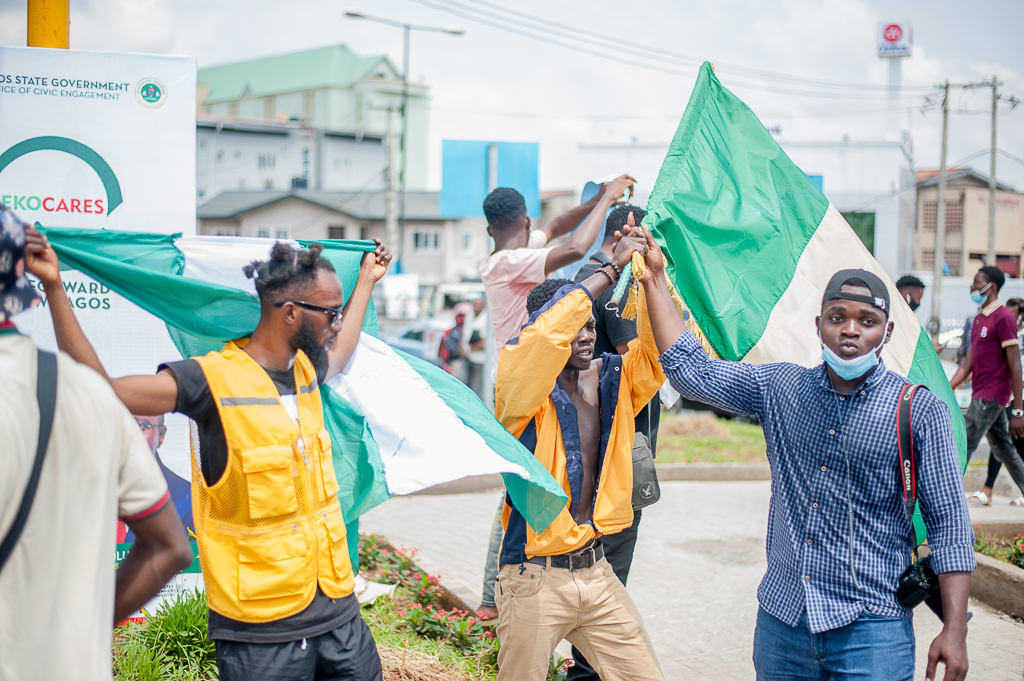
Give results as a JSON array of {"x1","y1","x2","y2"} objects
[
  {"x1": 34, "y1": 229, "x2": 568, "y2": 567},
  {"x1": 644, "y1": 63, "x2": 967, "y2": 469}
]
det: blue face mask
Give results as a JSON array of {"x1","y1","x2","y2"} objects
[
  {"x1": 821, "y1": 336, "x2": 885, "y2": 381},
  {"x1": 970, "y1": 282, "x2": 992, "y2": 305}
]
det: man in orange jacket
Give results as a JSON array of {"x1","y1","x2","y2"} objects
[{"x1": 492, "y1": 226, "x2": 677, "y2": 681}]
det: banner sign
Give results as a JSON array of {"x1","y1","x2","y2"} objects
[
  {"x1": 2, "y1": 46, "x2": 199, "y2": 617},
  {"x1": 0, "y1": 46, "x2": 196, "y2": 233},
  {"x1": 877, "y1": 23, "x2": 912, "y2": 58}
]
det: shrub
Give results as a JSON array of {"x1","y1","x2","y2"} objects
[{"x1": 1008, "y1": 534, "x2": 1024, "y2": 569}]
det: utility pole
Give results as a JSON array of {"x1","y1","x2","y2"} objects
[
  {"x1": 988, "y1": 75, "x2": 998, "y2": 267},
  {"x1": 931, "y1": 81, "x2": 949, "y2": 344},
  {"x1": 399, "y1": 25, "x2": 410, "y2": 259},
  {"x1": 384, "y1": 107, "x2": 399, "y2": 258},
  {"x1": 27, "y1": 0, "x2": 69, "y2": 48}
]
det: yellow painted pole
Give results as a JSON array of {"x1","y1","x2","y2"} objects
[{"x1": 27, "y1": 0, "x2": 69, "y2": 49}]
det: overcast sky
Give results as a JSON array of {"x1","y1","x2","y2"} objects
[{"x1": 2, "y1": 0, "x2": 1022, "y2": 195}]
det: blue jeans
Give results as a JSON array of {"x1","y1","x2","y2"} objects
[{"x1": 753, "y1": 607, "x2": 914, "y2": 681}]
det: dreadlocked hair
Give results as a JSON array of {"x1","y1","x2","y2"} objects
[{"x1": 243, "y1": 241, "x2": 336, "y2": 305}]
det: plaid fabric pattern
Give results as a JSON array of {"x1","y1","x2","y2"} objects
[{"x1": 660, "y1": 332, "x2": 976, "y2": 633}]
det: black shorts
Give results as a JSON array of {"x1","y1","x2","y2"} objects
[{"x1": 215, "y1": 615, "x2": 382, "y2": 681}]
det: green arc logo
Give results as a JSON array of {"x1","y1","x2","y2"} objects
[{"x1": 0, "y1": 136, "x2": 122, "y2": 214}]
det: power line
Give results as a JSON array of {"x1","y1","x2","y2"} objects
[
  {"x1": 454, "y1": 0, "x2": 935, "y2": 93},
  {"x1": 405, "y1": 0, "x2": 934, "y2": 101}
]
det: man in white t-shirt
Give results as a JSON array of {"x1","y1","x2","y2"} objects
[
  {"x1": 475, "y1": 174, "x2": 634, "y2": 619},
  {"x1": 479, "y1": 175, "x2": 636, "y2": 372},
  {"x1": 0, "y1": 205, "x2": 193, "y2": 681}
]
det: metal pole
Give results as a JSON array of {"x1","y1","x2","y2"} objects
[
  {"x1": 384, "y1": 108, "x2": 398, "y2": 260},
  {"x1": 988, "y1": 75, "x2": 998, "y2": 267},
  {"x1": 27, "y1": 0, "x2": 69, "y2": 48},
  {"x1": 931, "y1": 81, "x2": 949, "y2": 344},
  {"x1": 399, "y1": 24, "x2": 410, "y2": 259}
]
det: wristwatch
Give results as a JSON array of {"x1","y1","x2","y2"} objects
[{"x1": 1012, "y1": 409, "x2": 1024, "y2": 418}]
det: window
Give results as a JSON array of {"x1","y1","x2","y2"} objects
[
  {"x1": 402, "y1": 329, "x2": 424, "y2": 341},
  {"x1": 460, "y1": 232, "x2": 474, "y2": 254},
  {"x1": 412, "y1": 229, "x2": 442, "y2": 253},
  {"x1": 920, "y1": 249, "x2": 962, "y2": 276},
  {"x1": 921, "y1": 201, "x2": 963, "y2": 232},
  {"x1": 254, "y1": 225, "x2": 289, "y2": 239},
  {"x1": 258, "y1": 153, "x2": 276, "y2": 169},
  {"x1": 328, "y1": 227, "x2": 345, "y2": 240},
  {"x1": 214, "y1": 227, "x2": 240, "y2": 236},
  {"x1": 841, "y1": 212, "x2": 875, "y2": 252}
]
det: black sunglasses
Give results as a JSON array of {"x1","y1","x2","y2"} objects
[{"x1": 274, "y1": 300, "x2": 344, "y2": 329}]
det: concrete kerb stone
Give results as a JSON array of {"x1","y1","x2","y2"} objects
[{"x1": 970, "y1": 552, "x2": 1024, "y2": 620}]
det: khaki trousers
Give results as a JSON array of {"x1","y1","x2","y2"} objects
[{"x1": 494, "y1": 556, "x2": 664, "y2": 681}]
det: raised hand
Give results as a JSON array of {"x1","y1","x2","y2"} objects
[
  {"x1": 361, "y1": 239, "x2": 392, "y2": 282},
  {"x1": 600, "y1": 174, "x2": 637, "y2": 205},
  {"x1": 617, "y1": 212, "x2": 665, "y2": 283},
  {"x1": 24, "y1": 226, "x2": 61, "y2": 287}
]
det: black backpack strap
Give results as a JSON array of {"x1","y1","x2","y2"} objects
[
  {"x1": 0, "y1": 349, "x2": 58, "y2": 573},
  {"x1": 896, "y1": 383, "x2": 923, "y2": 554}
]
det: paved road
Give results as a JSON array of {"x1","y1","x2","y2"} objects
[{"x1": 361, "y1": 480, "x2": 1024, "y2": 681}]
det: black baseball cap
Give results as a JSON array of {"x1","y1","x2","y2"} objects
[{"x1": 822, "y1": 269, "x2": 890, "y2": 317}]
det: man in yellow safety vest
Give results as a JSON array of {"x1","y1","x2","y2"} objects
[{"x1": 25, "y1": 231, "x2": 390, "y2": 681}]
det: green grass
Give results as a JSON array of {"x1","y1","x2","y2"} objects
[
  {"x1": 655, "y1": 414, "x2": 767, "y2": 464},
  {"x1": 362, "y1": 588, "x2": 497, "y2": 680}
]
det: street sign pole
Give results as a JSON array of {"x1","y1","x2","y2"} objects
[{"x1": 27, "y1": 0, "x2": 69, "y2": 48}]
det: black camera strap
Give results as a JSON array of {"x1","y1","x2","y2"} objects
[
  {"x1": 0, "y1": 350, "x2": 57, "y2": 574},
  {"x1": 896, "y1": 383, "x2": 924, "y2": 557}
]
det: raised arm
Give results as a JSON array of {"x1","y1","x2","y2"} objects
[
  {"x1": 544, "y1": 174, "x2": 635, "y2": 275},
  {"x1": 24, "y1": 228, "x2": 179, "y2": 415},
  {"x1": 326, "y1": 240, "x2": 391, "y2": 381},
  {"x1": 630, "y1": 223, "x2": 766, "y2": 416}
]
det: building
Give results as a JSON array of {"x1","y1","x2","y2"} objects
[
  {"x1": 196, "y1": 117, "x2": 387, "y2": 202},
  {"x1": 196, "y1": 44, "x2": 428, "y2": 191},
  {"x1": 914, "y1": 168, "x2": 1024, "y2": 277},
  {"x1": 196, "y1": 190, "x2": 487, "y2": 286}
]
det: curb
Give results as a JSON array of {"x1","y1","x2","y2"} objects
[
  {"x1": 970, "y1": 552, "x2": 1024, "y2": 620},
  {"x1": 411, "y1": 463, "x2": 773, "y2": 496}
]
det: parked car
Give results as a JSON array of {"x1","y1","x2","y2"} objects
[{"x1": 384, "y1": 317, "x2": 453, "y2": 366}]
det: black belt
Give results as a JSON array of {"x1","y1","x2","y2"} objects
[{"x1": 526, "y1": 542, "x2": 604, "y2": 571}]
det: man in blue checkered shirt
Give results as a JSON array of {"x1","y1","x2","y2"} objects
[{"x1": 626, "y1": 225, "x2": 975, "y2": 681}]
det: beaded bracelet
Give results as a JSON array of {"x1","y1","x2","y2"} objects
[
  {"x1": 597, "y1": 266, "x2": 617, "y2": 285},
  {"x1": 607, "y1": 261, "x2": 622, "y2": 278}
]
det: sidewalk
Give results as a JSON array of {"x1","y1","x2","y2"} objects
[{"x1": 360, "y1": 480, "x2": 1024, "y2": 681}]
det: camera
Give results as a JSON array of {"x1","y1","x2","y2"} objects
[{"x1": 896, "y1": 555, "x2": 944, "y2": 621}]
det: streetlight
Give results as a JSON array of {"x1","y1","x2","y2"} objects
[{"x1": 345, "y1": 9, "x2": 463, "y2": 259}]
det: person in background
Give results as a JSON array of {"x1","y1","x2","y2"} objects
[
  {"x1": 949, "y1": 266, "x2": 1024, "y2": 507},
  {"x1": 122, "y1": 414, "x2": 194, "y2": 544},
  {"x1": 568, "y1": 205, "x2": 660, "y2": 681},
  {"x1": 967, "y1": 296, "x2": 1024, "y2": 506},
  {"x1": 461, "y1": 297, "x2": 488, "y2": 399},
  {"x1": 475, "y1": 174, "x2": 634, "y2": 620},
  {"x1": 895, "y1": 274, "x2": 925, "y2": 312},
  {"x1": 4, "y1": 206, "x2": 192, "y2": 681},
  {"x1": 896, "y1": 274, "x2": 945, "y2": 353},
  {"x1": 439, "y1": 302, "x2": 470, "y2": 378}
]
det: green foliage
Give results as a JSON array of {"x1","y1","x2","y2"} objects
[
  {"x1": 1008, "y1": 534, "x2": 1024, "y2": 569},
  {"x1": 973, "y1": 525, "x2": 1024, "y2": 570},
  {"x1": 114, "y1": 590, "x2": 217, "y2": 680}
]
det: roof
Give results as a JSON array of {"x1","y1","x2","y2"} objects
[
  {"x1": 198, "y1": 44, "x2": 398, "y2": 105},
  {"x1": 196, "y1": 115, "x2": 383, "y2": 140},
  {"x1": 198, "y1": 190, "x2": 443, "y2": 221},
  {"x1": 916, "y1": 167, "x2": 1015, "y2": 191}
]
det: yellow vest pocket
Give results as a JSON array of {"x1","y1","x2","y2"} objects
[
  {"x1": 318, "y1": 430, "x2": 341, "y2": 500},
  {"x1": 241, "y1": 445, "x2": 299, "y2": 519},
  {"x1": 324, "y1": 510, "x2": 352, "y2": 579},
  {"x1": 238, "y1": 529, "x2": 307, "y2": 601}
]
